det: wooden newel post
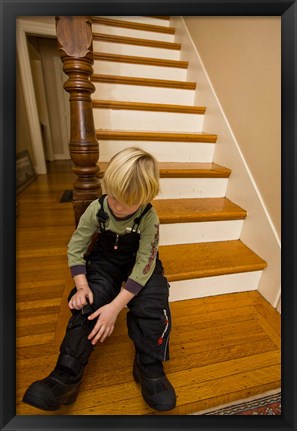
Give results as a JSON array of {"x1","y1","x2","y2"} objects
[{"x1": 55, "y1": 16, "x2": 102, "y2": 225}]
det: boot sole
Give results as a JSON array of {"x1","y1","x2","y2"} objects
[
  {"x1": 133, "y1": 365, "x2": 176, "y2": 411},
  {"x1": 23, "y1": 387, "x2": 79, "y2": 411}
]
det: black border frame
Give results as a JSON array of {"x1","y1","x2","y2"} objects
[{"x1": 1, "y1": 1, "x2": 296, "y2": 430}]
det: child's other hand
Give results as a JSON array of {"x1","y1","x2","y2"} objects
[
  {"x1": 87, "y1": 304, "x2": 118, "y2": 344},
  {"x1": 68, "y1": 285, "x2": 93, "y2": 310}
]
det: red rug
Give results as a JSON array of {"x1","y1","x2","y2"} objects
[{"x1": 190, "y1": 390, "x2": 281, "y2": 415}]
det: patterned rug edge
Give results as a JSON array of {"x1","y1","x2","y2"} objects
[{"x1": 189, "y1": 388, "x2": 281, "y2": 415}]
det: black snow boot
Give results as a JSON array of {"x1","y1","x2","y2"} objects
[
  {"x1": 133, "y1": 353, "x2": 176, "y2": 411},
  {"x1": 22, "y1": 368, "x2": 82, "y2": 411}
]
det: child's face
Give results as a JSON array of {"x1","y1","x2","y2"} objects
[{"x1": 107, "y1": 195, "x2": 140, "y2": 218}]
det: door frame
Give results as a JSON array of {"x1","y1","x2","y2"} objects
[
  {"x1": 53, "y1": 56, "x2": 70, "y2": 159},
  {"x1": 16, "y1": 18, "x2": 56, "y2": 174}
]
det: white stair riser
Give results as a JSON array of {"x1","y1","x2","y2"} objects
[
  {"x1": 168, "y1": 271, "x2": 262, "y2": 302},
  {"x1": 98, "y1": 141, "x2": 215, "y2": 163},
  {"x1": 159, "y1": 220, "x2": 243, "y2": 245},
  {"x1": 99, "y1": 16, "x2": 171, "y2": 27},
  {"x1": 158, "y1": 178, "x2": 228, "y2": 199},
  {"x1": 93, "y1": 83, "x2": 195, "y2": 105},
  {"x1": 93, "y1": 109, "x2": 204, "y2": 132},
  {"x1": 93, "y1": 60, "x2": 187, "y2": 81},
  {"x1": 93, "y1": 40, "x2": 180, "y2": 61},
  {"x1": 92, "y1": 23, "x2": 174, "y2": 43}
]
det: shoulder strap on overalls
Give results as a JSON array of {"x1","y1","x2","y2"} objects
[
  {"x1": 96, "y1": 194, "x2": 152, "y2": 233},
  {"x1": 131, "y1": 202, "x2": 152, "y2": 232},
  {"x1": 96, "y1": 194, "x2": 108, "y2": 232}
]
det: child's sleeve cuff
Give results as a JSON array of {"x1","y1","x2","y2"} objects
[
  {"x1": 124, "y1": 278, "x2": 143, "y2": 295},
  {"x1": 70, "y1": 265, "x2": 87, "y2": 277}
]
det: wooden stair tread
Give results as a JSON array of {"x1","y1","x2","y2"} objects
[
  {"x1": 153, "y1": 198, "x2": 247, "y2": 223},
  {"x1": 93, "y1": 52, "x2": 189, "y2": 69},
  {"x1": 93, "y1": 100, "x2": 206, "y2": 114},
  {"x1": 98, "y1": 162, "x2": 231, "y2": 178},
  {"x1": 92, "y1": 17, "x2": 176, "y2": 35},
  {"x1": 159, "y1": 240, "x2": 267, "y2": 282},
  {"x1": 93, "y1": 32, "x2": 181, "y2": 51},
  {"x1": 96, "y1": 130, "x2": 217, "y2": 142},
  {"x1": 158, "y1": 162, "x2": 231, "y2": 177},
  {"x1": 91, "y1": 74, "x2": 196, "y2": 90}
]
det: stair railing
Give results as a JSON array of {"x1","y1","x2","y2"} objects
[{"x1": 55, "y1": 16, "x2": 102, "y2": 225}]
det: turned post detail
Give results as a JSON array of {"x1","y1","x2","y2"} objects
[{"x1": 55, "y1": 16, "x2": 102, "y2": 224}]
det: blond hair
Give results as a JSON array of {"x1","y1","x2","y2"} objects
[{"x1": 102, "y1": 147, "x2": 160, "y2": 206}]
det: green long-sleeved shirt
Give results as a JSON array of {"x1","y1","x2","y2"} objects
[{"x1": 67, "y1": 196, "x2": 160, "y2": 295}]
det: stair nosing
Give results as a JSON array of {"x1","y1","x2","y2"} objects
[
  {"x1": 96, "y1": 130, "x2": 217, "y2": 143},
  {"x1": 92, "y1": 17, "x2": 176, "y2": 35},
  {"x1": 157, "y1": 167, "x2": 231, "y2": 178},
  {"x1": 93, "y1": 52, "x2": 188, "y2": 69},
  {"x1": 92, "y1": 32, "x2": 181, "y2": 51},
  {"x1": 93, "y1": 100, "x2": 206, "y2": 114},
  {"x1": 91, "y1": 74, "x2": 196, "y2": 90},
  {"x1": 98, "y1": 162, "x2": 231, "y2": 178}
]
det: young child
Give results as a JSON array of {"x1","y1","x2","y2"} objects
[{"x1": 23, "y1": 147, "x2": 176, "y2": 412}]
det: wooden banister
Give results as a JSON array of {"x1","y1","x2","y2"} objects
[{"x1": 55, "y1": 16, "x2": 102, "y2": 225}]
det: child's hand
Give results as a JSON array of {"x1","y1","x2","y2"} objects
[
  {"x1": 87, "y1": 304, "x2": 118, "y2": 344},
  {"x1": 68, "y1": 285, "x2": 93, "y2": 310}
]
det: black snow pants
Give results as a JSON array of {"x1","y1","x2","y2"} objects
[{"x1": 56, "y1": 227, "x2": 171, "y2": 377}]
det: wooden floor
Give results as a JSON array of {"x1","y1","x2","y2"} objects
[{"x1": 16, "y1": 160, "x2": 281, "y2": 415}]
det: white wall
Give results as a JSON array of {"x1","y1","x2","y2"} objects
[{"x1": 171, "y1": 16, "x2": 281, "y2": 308}]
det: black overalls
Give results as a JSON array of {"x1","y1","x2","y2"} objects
[{"x1": 56, "y1": 195, "x2": 171, "y2": 378}]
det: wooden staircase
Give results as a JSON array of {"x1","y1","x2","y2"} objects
[
  {"x1": 90, "y1": 15, "x2": 267, "y2": 301},
  {"x1": 15, "y1": 16, "x2": 280, "y2": 418}
]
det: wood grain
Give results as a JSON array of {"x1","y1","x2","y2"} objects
[
  {"x1": 93, "y1": 32, "x2": 181, "y2": 51},
  {"x1": 93, "y1": 52, "x2": 189, "y2": 68},
  {"x1": 96, "y1": 130, "x2": 217, "y2": 142},
  {"x1": 98, "y1": 161, "x2": 231, "y2": 178},
  {"x1": 92, "y1": 17, "x2": 176, "y2": 35},
  {"x1": 91, "y1": 74, "x2": 196, "y2": 89},
  {"x1": 92, "y1": 99, "x2": 206, "y2": 114}
]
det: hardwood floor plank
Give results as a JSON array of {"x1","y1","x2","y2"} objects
[
  {"x1": 16, "y1": 313, "x2": 58, "y2": 327},
  {"x1": 17, "y1": 305, "x2": 60, "y2": 319},
  {"x1": 254, "y1": 314, "x2": 281, "y2": 348},
  {"x1": 17, "y1": 286, "x2": 64, "y2": 302},
  {"x1": 16, "y1": 364, "x2": 280, "y2": 415},
  {"x1": 17, "y1": 322, "x2": 57, "y2": 338},
  {"x1": 16, "y1": 343, "x2": 58, "y2": 360},
  {"x1": 254, "y1": 303, "x2": 281, "y2": 336},
  {"x1": 16, "y1": 298, "x2": 62, "y2": 310},
  {"x1": 17, "y1": 333, "x2": 54, "y2": 348}
]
